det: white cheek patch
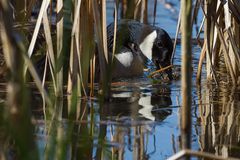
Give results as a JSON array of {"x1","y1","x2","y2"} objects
[
  {"x1": 139, "y1": 30, "x2": 157, "y2": 60},
  {"x1": 115, "y1": 51, "x2": 133, "y2": 67}
]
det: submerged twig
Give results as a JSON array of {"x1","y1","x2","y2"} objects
[{"x1": 148, "y1": 65, "x2": 173, "y2": 78}]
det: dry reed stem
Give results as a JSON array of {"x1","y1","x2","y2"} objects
[
  {"x1": 201, "y1": 0, "x2": 240, "y2": 85},
  {"x1": 171, "y1": 6, "x2": 181, "y2": 64},
  {"x1": 203, "y1": 0, "x2": 215, "y2": 80},
  {"x1": 67, "y1": 0, "x2": 82, "y2": 94},
  {"x1": 223, "y1": 0, "x2": 238, "y2": 79},
  {"x1": 46, "y1": 51, "x2": 57, "y2": 90},
  {"x1": 27, "y1": 0, "x2": 49, "y2": 57},
  {"x1": 43, "y1": 12, "x2": 55, "y2": 68},
  {"x1": 215, "y1": 23, "x2": 236, "y2": 85},
  {"x1": 153, "y1": 0, "x2": 157, "y2": 25},
  {"x1": 180, "y1": 0, "x2": 192, "y2": 150},
  {"x1": 204, "y1": 23, "x2": 219, "y2": 85},
  {"x1": 191, "y1": 0, "x2": 201, "y2": 28},
  {"x1": 79, "y1": 1, "x2": 95, "y2": 97},
  {"x1": 76, "y1": 35, "x2": 88, "y2": 97},
  {"x1": 67, "y1": 36, "x2": 75, "y2": 94},
  {"x1": 89, "y1": 55, "x2": 96, "y2": 97},
  {"x1": 102, "y1": 0, "x2": 108, "y2": 63},
  {"x1": 71, "y1": 0, "x2": 82, "y2": 36},
  {"x1": 228, "y1": 28, "x2": 240, "y2": 68},
  {"x1": 42, "y1": 12, "x2": 57, "y2": 92},
  {"x1": 111, "y1": 3, "x2": 118, "y2": 62},
  {"x1": 92, "y1": 0, "x2": 110, "y2": 99},
  {"x1": 223, "y1": 0, "x2": 231, "y2": 29},
  {"x1": 92, "y1": 0, "x2": 107, "y2": 75},
  {"x1": 228, "y1": 1, "x2": 240, "y2": 23},
  {"x1": 42, "y1": 55, "x2": 48, "y2": 86},
  {"x1": 227, "y1": 29, "x2": 240, "y2": 75},
  {"x1": 134, "y1": 0, "x2": 142, "y2": 20},
  {"x1": 202, "y1": 3, "x2": 223, "y2": 83},
  {"x1": 56, "y1": 0, "x2": 63, "y2": 97},
  {"x1": 140, "y1": 0, "x2": 148, "y2": 23},
  {"x1": 196, "y1": 41, "x2": 206, "y2": 84},
  {"x1": 196, "y1": 16, "x2": 205, "y2": 46}
]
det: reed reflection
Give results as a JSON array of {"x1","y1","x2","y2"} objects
[{"x1": 198, "y1": 85, "x2": 240, "y2": 158}]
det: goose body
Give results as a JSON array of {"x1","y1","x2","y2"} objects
[{"x1": 107, "y1": 19, "x2": 173, "y2": 79}]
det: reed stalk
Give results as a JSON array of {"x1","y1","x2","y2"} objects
[
  {"x1": 67, "y1": 0, "x2": 82, "y2": 95},
  {"x1": 0, "y1": 0, "x2": 38, "y2": 159},
  {"x1": 56, "y1": 0, "x2": 64, "y2": 97},
  {"x1": 171, "y1": 5, "x2": 181, "y2": 64},
  {"x1": 196, "y1": 41, "x2": 206, "y2": 84},
  {"x1": 180, "y1": 0, "x2": 192, "y2": 150},
  {"x1": 79, "y1": 0, "x2": 94, "y2": 95},
  {"x1": 92, "y1": 0, "x2": 110, "y2": 99},
  {"x1": 137, "y1": 0, "x2": 147, "y2": 23},
  {"x1": 27, "y1": 0, "x2": 50, "y2": 58},
  {"x1": 153, "y1": 0, "x2": 157, "y2": 25},
  {"x1": 200, "y1": 0, "x2": 240, "y2": 85}
]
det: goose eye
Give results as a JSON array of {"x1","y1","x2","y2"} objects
[
  {"x1": 157, "y1": 41, "x2": 163, "y2": 47},
  {"x1": 133, "y1": 44, "x2": 138, "y2": 52},
  {"x1": 128, "y1": 42, "x2": 138, "y2": 52}
]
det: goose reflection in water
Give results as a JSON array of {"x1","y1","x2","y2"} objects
[{"x1": 102, "y1": 84, "x2": 172, "y2": 122}]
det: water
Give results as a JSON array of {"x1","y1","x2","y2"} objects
[
  {"x1": 32, "y1": 43, "x2": 240, "y2": 160},
  {"x1": 31, "y1": 44, "x2": 240, "y2": 159}
]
